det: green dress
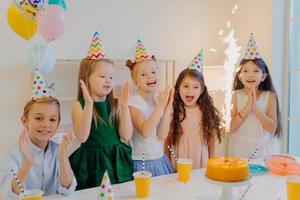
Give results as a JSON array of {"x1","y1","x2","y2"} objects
[{"x1": 69, "y1": 99, "x2": 133, "y2": 190}]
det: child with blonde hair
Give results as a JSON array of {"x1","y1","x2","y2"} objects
[
  {"x1": 0, "y1": 71, "x2": 76, "y2": 199},
  {"x1": 69, "y1": 32, "x2": 133, "y2": 190},
  {"x1": 126, "y1": 39, "x2": 174, "y2": 176}
]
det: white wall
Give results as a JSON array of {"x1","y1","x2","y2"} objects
[{"x1": 0, "y1": 0, "x2": 273, "y2": 154}]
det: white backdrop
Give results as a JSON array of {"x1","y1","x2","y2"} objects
[{"x1": 0, "y1": 0, "x2": 276, "y2": 154}]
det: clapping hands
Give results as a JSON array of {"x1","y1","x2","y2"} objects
[
  {"x1": 19, "y1": 127, "x2": 34, "y2": 165},
  {"x1": 57, "y1": 130, "x2": 74, "y2": 160},
  {"x1": 158, "y1": 86, "x2": 174, "y2": 113},
  {"x1": 244, "y1": 88, "x2": 259, "y2": 115},
  {"x1": 117, "y1": 82, "x2": 130, "y2": 107}
]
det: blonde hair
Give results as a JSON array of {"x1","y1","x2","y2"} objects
[
  {"x1": 23, "y1": 97, "x2": 61, "y2": 124},
  {"x1": 125, "y1": 55, "x2": 157, "y2": 82},
  {"x1": 77, "y1": 58, "x2": 118, "y2": 127}
]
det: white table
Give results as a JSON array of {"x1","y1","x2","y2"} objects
[{"x1": 45, "y1": 168, "x2": 287, "y2": 200}]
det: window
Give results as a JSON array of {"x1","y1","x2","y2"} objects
[{"x1": 288, "y1": 0, "x2": 300, "y2": 156}]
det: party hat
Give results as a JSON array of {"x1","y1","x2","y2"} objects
[
  {"x1": 32, "y1": 70, "x2": 50, "y2": 99},
  {"x1": 135, "y1": 39, "x2": 151, "y2": 63},
  {"x1": 19, "y1": 0, "x2": 47, "y2": 18},
  {"x1": 86, "y1": 31, "x2": 106, "y2": 60},
  {"x1": 188, "y1": 49, "x2": 203, "y2": 71},
  {"x1": 98, "y1": 171, "x2": 114, "y2": 200},
  {"x1": 244, "y1": 33, "x2": 261, "y2": 59}
]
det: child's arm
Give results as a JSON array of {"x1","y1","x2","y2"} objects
[
  {"x1": 130, "y1": 88, "x2": 170, "y2": 138},
  {"x1": 72, "y1": 80, "x2": 94, "y2": 143},
  {"x1": 0, "y1": 147, "x2": 31, "y2": 199},
  {"x1": 11, "y1": 163, "x2": 31, "y2": 195},
  {"x1": 117, "y1": 82, "x2": 133, "y2": 141},
  {"x1": 252, "y1": 91, "x2": 277, "y2": 133},
  {"x1": 11, "y1": 128, "x2": 34, "y2": 195},
  {"x1": 230, "y1": 91, "x2": 253, "y2": 133},
  {"x1": 157, "y1": 88, "x2": 174, "y2": 140},
  {"x1": 57, "y1": 131, "x2": 77, "y2": 195}
]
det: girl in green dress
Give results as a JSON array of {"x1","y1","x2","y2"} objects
[{"x1": 69, "y1": 32, "x2": 133, "y2": 190}]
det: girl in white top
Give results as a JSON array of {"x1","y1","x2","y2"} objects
[
  {"x1": 230, "y1": 57, "x2": 281, "y2": 159},
  {"x1": 125, "y1": 39, "x2": 174, "y2": 176}
]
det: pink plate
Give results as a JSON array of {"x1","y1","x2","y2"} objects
[{"x1": 265, "y1": 154, "x2": 300, "y2": 176}]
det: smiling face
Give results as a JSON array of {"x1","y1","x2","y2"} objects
[
  {"x1": 22, "y1": 99, "x2": 60, "y2": 149},
  {"x1": 238, "y1": 61, "x2": 267, "y2": 89},
  {"x1": 133, "y1": 60, "x2": 159, "y2": 93},
  {"x1": 88, "y1": 61, "x2": 114, "y2": 101},
  {"x1": 179, "y1": 76, "x2": 203, "y2": 107}
]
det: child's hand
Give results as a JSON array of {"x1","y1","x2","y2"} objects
[
  {"x1": 243, "y1": 90, "x2": 253, "y2": 115},
  {"x1": 57, "y1": 130, "x2": 74, "y2": 160},
  {"x1": 79, "y1": 79, "x2": 93, "y2": 106},
  {"x1": 252, "y1": 88, "x2": 258, "y2": 111},
  {"x1": 157, "y1": 87, "x2": 171, "y2": 110},
  {"x1": 19, "y1": 128, "x2": 34, "y2": 165},
  {"x1": 118, "y1": 82, "x2": 130, "y2": 107},
  {"x1": 165, "y1": 88, "x2": 174, "y2": 113}
]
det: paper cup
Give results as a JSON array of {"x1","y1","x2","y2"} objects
[
  {"x1": 133, "y1": 171, "x2": 152, "y2": 198},
  {"x1": 177, "y1": 158, "x2": 193, "y2": 182},
  {"x1": 286, "y1": 175, "x2": 300, "y2": 200},
  {"x1": 20, "y1": 189, "x2": 43, "y2": 200}
]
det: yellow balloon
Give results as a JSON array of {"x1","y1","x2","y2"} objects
[{"x1": 7, "y1": 4, "x2": 37, "y2": 40}]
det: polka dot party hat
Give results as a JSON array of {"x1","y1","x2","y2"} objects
[
  {"x1": 98, "y1": 171, "x2": 114, "y2": 200},
  {"x1": 86, "y1": 31, "x2": 106, "y2": 60},
  {"x1": 135, "y1": 39, "x2": 151, "y2": 63},
  {"x1": 244, "y1": 33, "x2": 261, "y2": 59},
  {"x1": 188, "y1": 49, "x2": 203, "y2": 72},
  {"x1": 32, "y1": 70, "x2": 50, "y2": 99}
]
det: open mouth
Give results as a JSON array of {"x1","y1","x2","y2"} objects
[
  {"x1": 103, "y1": 86, "x2": 111, "y2": 90},
  {"x1": 185, "y1": 95, "x2": 194, "y2": 101},
  {"x1": 246, "y1": 80, "x2": 256, "y2": 83},
  {"x1": 146, "y1": 81, "x2": 156, "y2": 86}
]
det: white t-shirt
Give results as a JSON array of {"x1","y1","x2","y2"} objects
[{"x1": 128, "y1": 95, "x2": 164, "y2": 160}]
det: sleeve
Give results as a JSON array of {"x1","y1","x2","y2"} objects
[
  {"x1": 0, "y1": 151, "x2": 23, "y2": 200},
  {"x1": 57, "y1": 174, "x2": 77, "y2": 196}
]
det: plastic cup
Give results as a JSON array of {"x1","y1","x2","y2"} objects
[
  {"x1": 133, "y1": 171, "x2": 152, "y2": 198},
  {"x1": 286, "y1": 175, "x2": 300, "y2": 200},
  {"x1": 177, "y1": 158, "x2": 193, "y2": 182},
  {"x1": 20, "y1": 189, "x2": 43, "y2": 200}
]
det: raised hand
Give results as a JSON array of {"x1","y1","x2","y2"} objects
[
  {"x1": 79, "y1": 79, "x2": 93, "y2": 105},
  {"x1": 57, "y1": 130, "x2": 74, "y2": 160},
  {"x1": 19, "y1": 128, "x2": 34, "y2": 165},
  {"x1": 118, "y1": 82, "x2": 130, "y2": 107},
  {"x1": 165, "y1": 88, "x2": 174, "y2": 113},
  {"x1": 157, "y1": 86, "x2": 171, "y2": 109},
  {"x1": 243, "y1": 90, "x2": 253, "y2": 116}
]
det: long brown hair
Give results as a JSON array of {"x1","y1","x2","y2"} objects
[
  {"x1": 233, "y1": 58, "x2": 282, "y2": 138},
  {"x1": 168, "y1": 68, "x2": 222, "y2": 147},
  {"x1": 23, "y1": 97, "x2": 61, "y2": 125},
  {"x1": 77, "y1": 58, "x2": 119, "y2": 126}
]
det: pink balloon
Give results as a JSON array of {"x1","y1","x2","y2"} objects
[{"x1": 38, "y1": 5, "x2": 66, "y2": 43}]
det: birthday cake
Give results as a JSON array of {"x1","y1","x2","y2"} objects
[{"x1": 206, "y1": 157, "x2": 249, "y2": 182}]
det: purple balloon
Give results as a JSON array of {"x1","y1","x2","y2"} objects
[{"x1": 38, "y1": 5, "x2": 67, "y2": 43}]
